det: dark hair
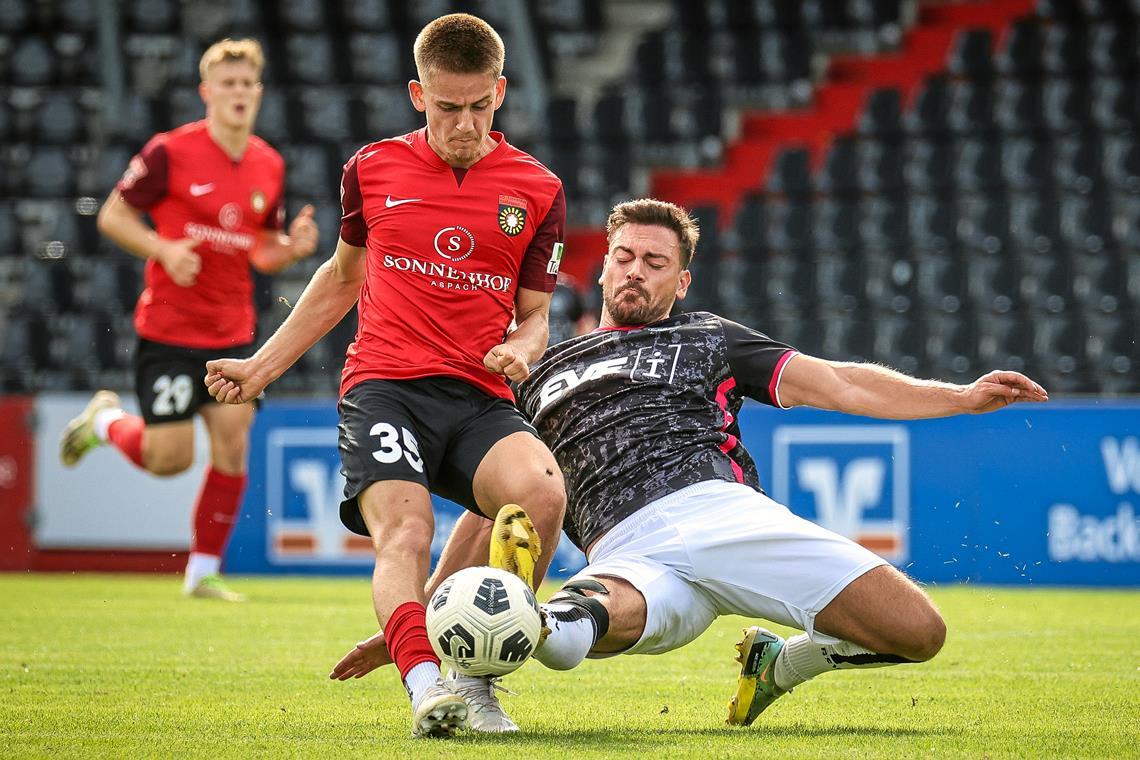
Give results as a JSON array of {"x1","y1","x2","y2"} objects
[
  {"x1": 413, "y1": 13, "x2": 505, "y2": 81},
  {"x1": 606, "y1": 198, "x2": 700, "y2": 268}
]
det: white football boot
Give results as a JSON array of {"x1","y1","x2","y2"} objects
[
  {"x1": 59, "y1": 390, "x2": 120, "y2": 467},
  {"x1": 412, "y1": 678, "x2": 468, "y2": 738},
  {"x1": 448, "y1": 672, "x2": 519, "y2": 733}
]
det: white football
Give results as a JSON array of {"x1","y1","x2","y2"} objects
[{"x1": 425, "y1": 566, "x2": 542, "y2": 677}]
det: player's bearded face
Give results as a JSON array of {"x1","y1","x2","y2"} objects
[
  {"x1": 201, "y1": 60, "x2": 262, "y2": 131},
  {"x1": 412, "y1": 70, "x2": 506, "y2": 168},
  {"x1": 600, "y1": 224, "x2": 691, "y2": 326}
]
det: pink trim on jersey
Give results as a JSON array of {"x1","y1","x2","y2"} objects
[
  {"x1": 768, "y1": 350, "x2": 798, "y2": 409},
  {"x1": 591, "y1": 324, "x2": 645, "y2": 333},
  {"x1": 714, "y1": 376, "x2": 745, "y2": 483}
]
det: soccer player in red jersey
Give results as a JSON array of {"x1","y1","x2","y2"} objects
[
  {"x1": 204, "y1": 15, "x2": 567, "y2": 737},
  {"x1": 59, "y1": 39, "x2": 319, "y2": 602}
]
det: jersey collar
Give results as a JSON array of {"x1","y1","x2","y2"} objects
[{"x1": 412, "y1": 127, "x2": 507, "y2": 171}]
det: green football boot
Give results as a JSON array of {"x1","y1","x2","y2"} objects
[{"x1": 726, "y1": 626, "x2": 787, "y2": 726}]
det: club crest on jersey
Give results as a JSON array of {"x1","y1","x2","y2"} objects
[
  {"x1": 498, "y1": 194, "x2": 528, "y2": 236},
  {"x1": 250, "y1": 189, "x2": 267, "y2": 214}
]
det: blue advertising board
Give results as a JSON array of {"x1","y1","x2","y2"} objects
[
  {"x1": 228, "y1": 399, "x2": 1140, "y2": 586},
  {"x1": 224, "y1": 400, "x2": 588, "y2": 577}
]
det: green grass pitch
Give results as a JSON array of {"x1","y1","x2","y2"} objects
[{"x1": 2, "y1": 574, "x2": 1137, "y2": 758}]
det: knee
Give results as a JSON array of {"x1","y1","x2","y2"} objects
[
  {"x1": 521, "y1": 471, "x2": 566, "y2": 524},
  {"x1": 210, "y1": 444, "x2": 248, "y2": 474},
  {"x1": 143, "y1": 447, "x2": 193, "y2": 477},
  {"x1": 899, "y1": 608, "x2": 947, "y2": 662},
  {"x1": 376, "y1": 513, "x2": 434, "y2": 556}
]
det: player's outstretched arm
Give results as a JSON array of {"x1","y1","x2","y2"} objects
[
  {"x1": 205, "y1": 236, "x2": 365, "y2": 404},
  {"x1": 329, "y1": 630, "x2": 392, "y2": 680},
  {"x1": 250, "y1": 204, "x2": 320, "y2": 274},
  {"x1": 483, "y1": 287, "x2": 553, "y2": 382},
  {"x1": 778, "y1": 354, "x2": 1049, "y2": 419}
]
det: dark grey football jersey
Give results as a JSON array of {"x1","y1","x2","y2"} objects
[{"x1": 517, "y1": 311, "x2": 796, "y2": 551}]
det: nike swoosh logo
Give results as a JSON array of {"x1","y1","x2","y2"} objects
[
  {"x1": 359, "y1": 150, "x2": 379, "y2": 161},
  {"x1": 385, "y1": 196, "x2": 422, "y2": 208},
  {"x1": 189, "y1": 183, "x2": 215, "y2": 197}
]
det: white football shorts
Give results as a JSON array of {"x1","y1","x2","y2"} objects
[{"x1": 568, "y1": 479, "x2": 889, "y2": 657}]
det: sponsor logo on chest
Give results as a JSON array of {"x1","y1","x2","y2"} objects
[
  {"x1": 536, "y1": 344, "x2": 684, "y2": 411},
  {"x1": 379, "y1": 200, "x2": 519, "y2": 293}
]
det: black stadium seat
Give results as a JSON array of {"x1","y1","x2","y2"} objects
[
  {"x1": 946, "y1": 28, "x2": 994, "y2": 82},
  {"x1": 903, "y1": 138, "x2": 954, "y2": 193},
  {"x1": 1053, "y1": 135, "x2": 1103, "y2": 195},
  {"x1": 1009, "y1": 192, "x2": 1062, "y2": 254},
  {"x1": 903, "y1": 76, "x2": 951, "y2": 138},
  {"x1": 859, "y1": 195, "x2": 908, "y2": 253},
  {"x1": 953, "y1": 138, "x2": 1002, "y2": 192},
  {"x1": 994, "y1": 18, "x2": 1043, "y2": 78},
  {"x1": 1042, "y1": 77, "x2": 1089, "y2": 134},
  {"x1": 817, "y1": 136, "x2": 859, "y2": 195},
  {"x1": 767, "y1": 147, "x2": 813, "y2": 198},
  {"x1": 855, "y1": 138, "x2": 903, "y2": 194},
  {"x1": 993, "y1": 78, "x2": 1044, "y2": 136},
  {"x1": 765, "y1": 197, "x2": 813, "y2": 253},
  {"x1": 857, "y1": 87, "x2": 903, "y2": 141},
  {"x1": 1001, "y1": 137, "x2": 1052, "y2": 192},
  {"x1": 946, "y1": 80, "x2": 994, "y2": 136},
  {"x1": 811, "y1": 197, "x2": 860, "y2": 254},
  {"x1": 915, "y1": 252, "x2": 966, "y2": 314}
]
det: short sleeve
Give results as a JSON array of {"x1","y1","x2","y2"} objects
[
  {"x1": 339, "y1": 152, "x2": 367, "y2": 247},
  {"x1": 519, "y1": 185, "x2": 566, "y2": 293},
  {"x1": 721, "y1": 318, "x2": 798, "y2": 408},
  {"x1": 263, "y1": 195, "x2": 285, "y2": 231},
  {"x1": 117, "y1": 137, "x2": 169, "y2": 210}
]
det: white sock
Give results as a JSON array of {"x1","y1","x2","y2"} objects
[
  {"x1": 92, "y1": 407, "x2": 125, "y2": 442},
  {"x1": 405, "y1": 661, "x2": 443, "y2": 708},
  {"x1": 532, "y1": 602, "x2": 597, "y2": 671},
  {"x1": 773, "y1": 634, "x2": 913, "y2": 691},
  {"x1": 183, "y1": 552, "x2": 221, "y2": 592}
]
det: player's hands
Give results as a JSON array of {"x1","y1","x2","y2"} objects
[
  {"x1": 156, "y1": 237, "x2": 201, "y2": 287},
  {"x1": 961, "y1": 370, "x2": 1049, "y2": 413},
  {"x1": 484, "y1": 343, "x2": 531, "y2": 382},
  {"x1": 329, "y1": 630, "x2": 392, "y2": 680},
  {"x1": 204, "y1": 357, "x2": 272, "y2": 404},
  {"x1": 287, "y1": 204, "x2": 319, "y2": 262}
]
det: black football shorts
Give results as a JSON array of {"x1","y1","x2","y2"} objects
[
  {"x1": 337, "y1": 376, "x2": 540, "y2": 536},
  {"x1": 135, "y1": 338, "x2": 257, "y2": 425}
]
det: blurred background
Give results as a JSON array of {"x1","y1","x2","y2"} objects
[
  {"x1": 2, "y1": 0, "x2": 1137, "y2": 396},
  {"x1": 1, "y1": 0, "x2": 1137, "y2": 583}
]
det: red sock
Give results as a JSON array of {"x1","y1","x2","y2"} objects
[
  {"x1": 106, "y1": 414, "x2": 145, "y2": 468},
  {"x1": 385, "y1": 601, "x2": 440, "y2": 680},
  {"x1": 190, "y1": 466, "x2": 247, "y2": 557}
]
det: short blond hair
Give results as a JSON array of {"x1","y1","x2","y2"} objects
[
  {"x1": 199, "y1": 38, "x2": 265, "y2": 81},
  {"x1": 606, "y1": 199, "x2": 701, "y2": 269},
  {"x1": 413, "y1": 13, "x2": 505, "y2": 82}
]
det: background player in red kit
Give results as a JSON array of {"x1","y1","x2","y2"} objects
[
  {"x1": 203, "y1": 15, "x2": 567, "y2": 737},
  {"x1": 59, "y1": 39, "x2": 319, "y2": 602}
]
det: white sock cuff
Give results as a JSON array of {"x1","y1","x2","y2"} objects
[
  {"x1": 93, "y1": 407, "x2": 126, "y2": 441},
  {"x1": 405, "y1": 661, "x2": 442, "y2": 706},
  {"x1": 533, "y1": 602, "x2": 595, "y2": 671},
  {"x1": 183, "y1": 552, "x2": 222, "y2": 591}
]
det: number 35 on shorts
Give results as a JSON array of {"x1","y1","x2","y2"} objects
[{"x1": 369, "y1": 422, "x2": 424, "y2": 473}]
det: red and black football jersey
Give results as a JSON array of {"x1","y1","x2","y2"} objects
[
  {"x1": 338, "y1": 128, "x2": 566, "y2": 400},
  {"x1": 118, "y1": 120, "x2": 285, "y2": 348}
]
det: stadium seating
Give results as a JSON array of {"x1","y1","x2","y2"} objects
[{"x1": 2, "y1": 0, "x2": 1138, "y2": 395}]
